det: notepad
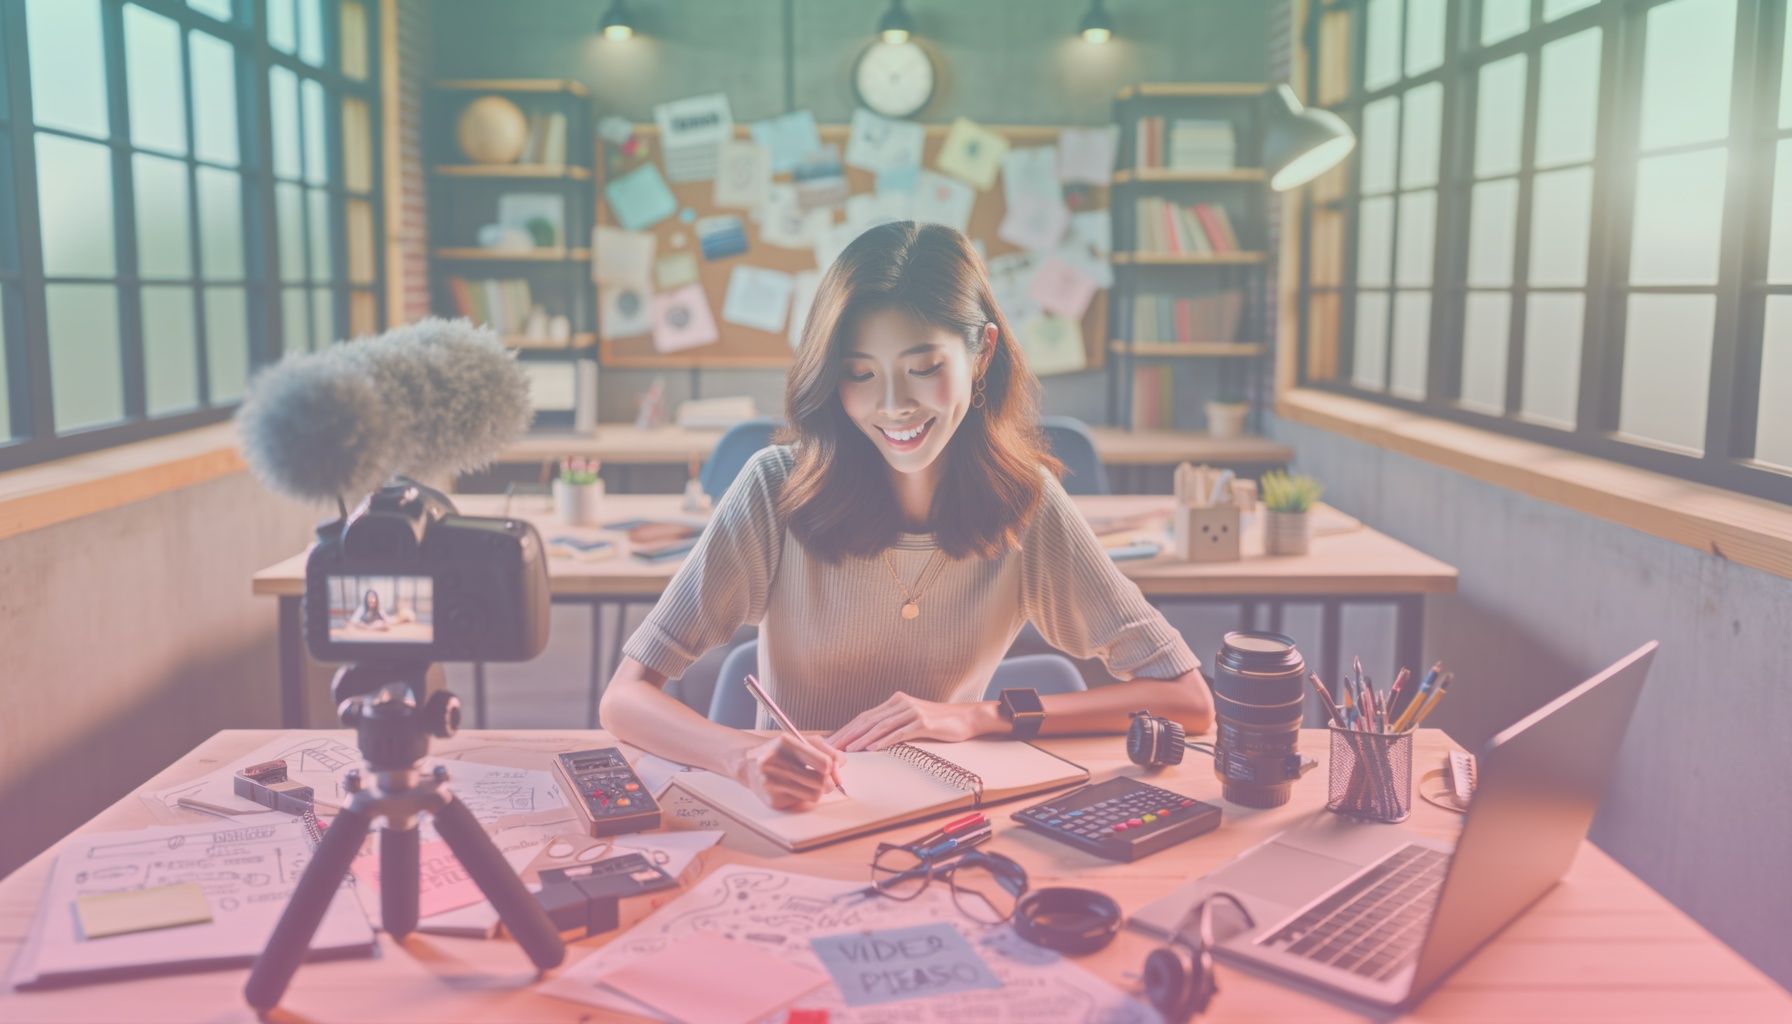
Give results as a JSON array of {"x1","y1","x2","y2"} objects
[
  {"x1": 75, "y1": 883, "x2": 211, "y2": 940},
  {"x1": 665, "y1": 739, "x2": 1087, "y2": 851}
]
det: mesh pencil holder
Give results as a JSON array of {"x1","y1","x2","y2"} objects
[{"x1": 1326, "y1": 726, "x2": 1414, "y2": 824}]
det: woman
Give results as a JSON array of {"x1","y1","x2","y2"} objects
[
  {"x1": 601, "y1": 222, "x2": 1213, "y2": 809},
  {"x1": 352, "y1": 589, "x2": 389, "y2": 631}
]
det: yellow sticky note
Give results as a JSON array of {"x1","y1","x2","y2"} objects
[
  {"x1": 75, "y1": 882, "x2": 211, "y2": 939},
  {"x1": 936, "y1": 118, "x2": 1010, "y2": 191}
]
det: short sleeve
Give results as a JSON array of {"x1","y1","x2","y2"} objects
[
  {"x1": 1019, "y1": 473, "x2": 1201, "y2": 681},
  {"x1": 621, "y1": 446, "x2": 791, "y2": 681}
]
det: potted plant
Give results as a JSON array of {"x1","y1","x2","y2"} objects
[
  {"x1": 553, "y1": 457, "x2": 604, "y2": 525},
  {"x1": 1259, "y1": 470, "x2": 1322, "y2": 556},
  {"x1": 1204, "y1": 365, "x2": 1251, "y2": 439}
]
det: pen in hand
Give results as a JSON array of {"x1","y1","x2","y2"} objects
[{"x1": 743, "y1": 673, "x2": 850, "y2": 798}]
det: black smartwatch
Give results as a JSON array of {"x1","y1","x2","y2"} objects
[{"x1": 998, "y1": 688, "x2": 1045, "y2": 739}]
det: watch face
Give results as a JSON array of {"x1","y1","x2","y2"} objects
[
  {"x1": 1003, "y1": 689, "x2": 1045, "y2": 716},
  {"x1": 854, "y1": 40, "x2": 935, "y2": 119}
]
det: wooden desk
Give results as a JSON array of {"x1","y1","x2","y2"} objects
[
  {"x1": 253, "y1": 495, "x2": 1456, "y2": 728},
  {"x1": 2, "y1": 728, "x2": 1783, "y2": 1021}
]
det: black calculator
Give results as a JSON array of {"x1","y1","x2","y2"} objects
[{"x1": 1012, "y1": 777, "x2": 1222, "y2": 862}]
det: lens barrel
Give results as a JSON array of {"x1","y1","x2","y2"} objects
[{"x1": 1210, "y1": 631, "x2": 1306, "y2": 807}]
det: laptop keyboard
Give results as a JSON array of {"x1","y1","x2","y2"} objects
[{"x1": 1260, "y1": 844, "x2": 1448, "y2": 982}]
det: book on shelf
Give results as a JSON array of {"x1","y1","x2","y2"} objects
[
  {"x1": 1131, "y1": 289, "x2": 1244, "y2": 344},
  {"x1": 518, "y1": 110, "x2": 569, "y2": 166},
  {"x1": 1133, "y1": 116, "x2": 1236, "y2": 171},
  {"x1": 445, "y1": 275, "x2": 536, "y2": 334},
  {"x1": 1131, "y1": 364, "x2": 1175, "y2": 431},
  {"x1": 1133, "y1": 198, "x2": 1242, "y2": 254}
]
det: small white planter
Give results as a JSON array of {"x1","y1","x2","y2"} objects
[
  {"x1": 1205, "y1": 401, "x2": 1250, "y2": 439},
  {"x1": 553, "y1": 478, "x2": 604, "y2": 526},
  {"x1": 1264, "y1": 509, "x2": 1311, "y2": 556}
]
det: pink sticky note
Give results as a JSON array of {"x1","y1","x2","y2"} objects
[
  {"x1": 1029, "y1": 256, "x2": 1099, "y2": 320},
  {"x1": 599, "y1": 932, "x2": 827, "y2": 1024},
  {"x1": 651, "y1": 283, "x2": 721, "y2": 353},
  {"x1": 351, "y1": 837, "x2": 485, "y2": 919}
]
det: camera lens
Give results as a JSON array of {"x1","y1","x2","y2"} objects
[{"x1": 1210, "y1": 631, "x2": 1306, "y2": 808}]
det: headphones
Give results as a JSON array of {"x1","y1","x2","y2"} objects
[
  {"x1": 1011, "y1": 887, "x2": 1122, "y2": 955},
  {"x1": 1140, "y1": 893, "x2": 1254, "y2": 1022},
  {"x1": 1127, "y1": 709, "x2": 1186, "y2": 768}
]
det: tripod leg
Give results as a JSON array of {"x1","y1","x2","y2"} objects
[
  {"x1": 380, "y1": 825, "x2": 420, "y2": 939},
  {"x1": 431, "y1": 796, "x2": 566, "y2": 971},
  {"x1": 245, "y1": 804, "x2": 374, "y2": 1012}
]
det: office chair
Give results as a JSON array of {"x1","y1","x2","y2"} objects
[
  {"x1": 1041, "y1": 415, "x2": 1111, "y2": 496},
  {"x1": 709, "y1": 640, "x2": 1087, "y2": 729},
  {"x1": 699, "y1": 417, "x2": 781, "y2": 501}
]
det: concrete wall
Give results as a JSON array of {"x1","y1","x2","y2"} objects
[
  {"x1": 0, "y1": 475, "x2": 320, "y2": 877},
  {"x1": 1268, "y1": 414, "x2": 1792, "y2": 992}
]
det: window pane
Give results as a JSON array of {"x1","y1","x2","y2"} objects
[
  {"x1": 1404, "y1": 0, "x2": 1445, "y2": 77},
  {"x1": 1529, "y1": 166, "x2": 1593, "y2": 287},
  {"x1": 1783, "y1": 6, "x2": 1792, "y2": 130},
  {"x1": 1360, "y1": 98, "x2": 1398, "y2": 194},
  {"x1": 268, "y1": 0, "x2": 297, "y2": 53},
  {"x1": 350, "y1": 288, "x2": 378, "y2": 336},
  {"x1": 298, "y1": 0, "x2": 325, "y2": 67},
  {"x1": 26, "y1": 0, "x2": 110, "y2": 137},
  {"x1": 0, "y1": 287, "x2": 10, "y2": 440},
  {"x1": 134, "y1": 154, "x2": 193, "y2": 279},
  {"x1": 312, "y1": 287, "x2": 335, "y2": 348},
  {"x1": 1460, "y1": 292, "x2": 1510, "y2": 415},
  {"x1": 1400, "y1": 83, "x2": 1442, "y2": 189},
  {"x1": 1395, "y1": 189, "x2": 1435, "y2": 287},
  {"x1": 1467, "y1": 179, "x2": 1519, "y2": 287},
  {"x1": 124, "y1": 6, "x2": 187, "y2": 155},
  {"x1": 204, "y1": 286, "x2": 248, "y2": 402},
  {"x1": 1363, "y1": 0, "x2": 1401, "y2": 92},
  {"x1": 1769, "y1": 140, "x2": 1792, "y2": 284},
  {"x1": 302, "y1": 79, "x2": 328, "y2": 184},
  {"x1": 342, "y1": 2, "x2": 370, "y2": 80},
  {"x1": 308, "y1": 188, "x2": 333, "y2": 279},
  {"x1": 1535, "y1": 29, "x2": 1601, "y2": 168},
  {"x1": 1543, "y1": 0, "x2": 1598, "y2": 18},
  {"x1": 197, "y1": 167, "x2": 245, "y2": 278},
  {"x1": 1756, "y1": 297, "x2": 1792, "y2": 468},
  {"x1": 277, "y1": 182, "x2": 306, "y2": 281},
  {"x1": 1520, "y1": 293, "x2": 1583, "y2": 428},
  {"x1": 190, "y1": 31, "x2": 239, "y2": 166},
  {"x1": 343, "y1": 97, "x2": 372, "y2": 192},
  {"x1": 1352, "y1": 291, "x2": 1390, "y2": 390},
  {"x1": 1481, "y1": 0, "x2": 1528, "y2": 45},
  {"x1": 283, "y1": 287, "x2": 310, "y2": 352},
  {"x1": 1618, "y1": 294, "x2": 1714, "y2": 451},
  {"x1": 46, "y1": 284, "x2": 123, "y2": 430},
  {"x1": 141, "y1": 285, "x2": 199, "y2": 415},
  {"x1": 270, "y1": 66, "x2": 302, "y2": 179},
  {"x1": 36, "y1": 134, "x2": 116, "y2": 277},
  {"x1": 1630, "y1": 148, "x2": 1727, "y2": 286},
  {"x1": 347, "y1": 198, "x2": 374, "y2": 283},
  {"x1": 1475, "y1": 55, "x2": 1528, "y2": 178},
  {"x1": 1638, "y1": 0, "x2": 1736, "y2": 152},
  {"x1": 1357, "y1": 195, "x2": 1393, "y2": 287},
  {"x1": 189, "y1": 0, "x2": 234, "y2": 20},
  {"x1": 1388, "y1": 292, "x2": 1430, "y2": 400}
]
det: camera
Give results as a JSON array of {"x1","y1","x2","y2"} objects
[{"x1": 304, "y1": 478, "x2": 550, "y2": 665}]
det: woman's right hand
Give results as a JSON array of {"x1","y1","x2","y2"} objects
[{"x1": 728, "y1": 734, "x2": 845, "y2": 810}]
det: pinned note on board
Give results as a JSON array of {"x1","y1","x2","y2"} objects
[{"x1": 935, "y1": 118, "x2": 1009, "y2": 191}]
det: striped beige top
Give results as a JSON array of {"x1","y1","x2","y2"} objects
[{"x1": 622, "y1": 445, "x2": 1201, "y2": 731}]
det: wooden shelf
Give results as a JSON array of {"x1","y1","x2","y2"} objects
[
  {"x1": 1113, "y1": 251, "x2": 1268, "y2": 265},
  {"x1": 434, "y1": 247, "x2": 591, "y2": 262},
  {"x1": 1113, "y1": 168, "x2": 1265, "y2": 184},
  {"x1": 433, "y1": 164, "x2": 590, "y2": 181},
  {"x1": 1116, "y1": 82, "x2": 1272, "y2": 101},
  {"x1": 502, "y1": 333, "x2": 596, "y2": 350},
  {"x1": 1109, "y1": 341, "x2": 1267, "y2": 358},
  {"x1": 434, "y1": 78, "x2": 588, "y2": 96}
]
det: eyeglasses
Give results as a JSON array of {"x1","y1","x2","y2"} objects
[
  {"x1": 858, "y1": 843, "x2": 1030, "y2": 924},
  {"x1": 1143, "y1": 892, "x2": 1256, "y2": 1021}
]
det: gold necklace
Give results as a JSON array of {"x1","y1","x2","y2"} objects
[{"x1": 882, "y1": 548, "x2": 942, "y2": 620}]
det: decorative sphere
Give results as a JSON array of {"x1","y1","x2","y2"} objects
[{"x1": 456, "y1": 96, "x2": 529, "y2": 164}]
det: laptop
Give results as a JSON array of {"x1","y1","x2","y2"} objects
[{"x1": 1131, "y1": 642, "x2": 1657, "y2": 1011}]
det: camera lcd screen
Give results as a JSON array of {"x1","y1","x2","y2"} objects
[{"x1": 327, "y1": 575, "x2": 433, "y2": 644}]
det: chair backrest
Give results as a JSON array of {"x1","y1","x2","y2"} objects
[
  {"x1": 982, "y1": 653, "x2": 1089, "y2": 699},
  {"x1": 709, "y1": 640, "x2": 761, "y2": 728},
  {"x1": 1040, "y1": 415, "x2": 1110, "y2": 496},
  {"x1": 699, "y1": 418, "x2": 781, "y2": 501}
]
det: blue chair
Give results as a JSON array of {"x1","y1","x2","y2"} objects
[
  {"x1": 699, "y1": 417, "x2": 781, "y2": 501},
  {"x1": 1041, "y1": 415, "x2": 1111, "y2": 495},
  {"x1": 709, "y1": 640, "x2": 1086, "y2": 728}
]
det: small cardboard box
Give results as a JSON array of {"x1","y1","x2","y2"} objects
[{"x1": 1174, "y1": 504, "x2": 1242, "y2": 562}]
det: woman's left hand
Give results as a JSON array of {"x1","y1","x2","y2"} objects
[{"x1": 826, "y1": 692, "x2": 998, "y2": 752}]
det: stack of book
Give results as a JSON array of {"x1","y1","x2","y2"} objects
[
  {"x1": 1133, "y1": 199, "x2": 1242, "y2": 254},
  {"x1": 445, "y1": 277, "x2": 536, "y2": 334},
  {"x1": 1131, "y1": 365, "x2": 1175, "y2": 431},
  {"x1": 1134, "y1": 117, "x2": 1236, "y2": 170},
  {"x1": 517, "y1": 111, "x2": 569, "y2": 166},
  {"x1": 1131, "y1": 290, "x2": 1245, "y2": 344}
]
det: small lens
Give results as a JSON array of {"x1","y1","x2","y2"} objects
[
  {"x1": 871, "y1": 845, "x2": 929, "y2": 900},
  {"x1": 949, "y1": 857, "x2": 1026, "y2": 924}
]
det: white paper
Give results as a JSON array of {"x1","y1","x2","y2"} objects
[
  {"x1": 998, "y1": 190, "x2": 1070, "y2": 251},
  {"x1": 845, "y1": 191, "x2": 913, "y2": 235},
  {"x1": 750, "y1": 110, "x2": 822, "y2": 174},
  {"x1": 845, "y1": 107, "x2": 924, "y2": 172},
  {"x1": 1057, "y1": 126, "x2": 1119, "y2": 184},
  {"x1": 713, "y1": 138, "x2": 771, "y2": 209},
  {"x1": 759, "y1": 186, "x2": 832, "y2": 250},
  {"x1": 987, "y1": 251, "x2": 1044, "y2": 324},
  {"x1": 813, "y1": 219, "x2": 861, "y2": 273},
  {"x1": 600, "y1": 283, "x2": 654, "y2": 340},
  {"x1": 655, "y1": 92, "x2": 734, "y2": 182},
  {"x1": 1001, "y1": 145, "x2": 1060, "y2": 208},
  {"x1": 788, "y1": 269, "x2": 822, "y2": 351},
  {"x1": 610, "y1": 829, "x2": 724, "y2": 879},
  {"x1": 721, "y1": 265, "x2": 795, "y2": 333},
  {"x1": 913, "y1": 170, "x2": 975, "y2": 233},
  {"x1": 593, "y1": 226, "x2": 657, "y2": 286}
]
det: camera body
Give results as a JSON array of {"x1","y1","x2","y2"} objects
[{"x1": 304, "y1": 479, "x2": 551, "y2": 665}]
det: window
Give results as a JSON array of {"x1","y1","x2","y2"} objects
[
  {"x1": 1297, "y1": 0, "x2": 1792, "y2": 504},
  {"x1": 0, "y1": 0, "x2": 382, "y2": 471}
]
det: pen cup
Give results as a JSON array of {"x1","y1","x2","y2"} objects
[{"x1": 1326, "y1": 726, "x2": 1413, "y2": 824}]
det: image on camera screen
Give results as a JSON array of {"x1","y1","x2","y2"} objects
[{"x1": 328, "y1": 575, "x2": 433, "y2": 643}]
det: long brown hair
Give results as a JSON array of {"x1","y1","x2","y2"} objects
[{"x1": 777, "y1": 221, "x2": 1059, "y2": 562}]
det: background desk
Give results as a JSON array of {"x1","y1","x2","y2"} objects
[
  {"x1": 253, "y1": 495, "x2": 1456, "y2": 728},
  {"x1": 2, "y1": 728, "x2": 1784, "y2": 1022}
]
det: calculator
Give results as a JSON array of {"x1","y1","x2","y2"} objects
[{"x1": 1012, "y1": 777, "x2": 1222, "y2": 862}]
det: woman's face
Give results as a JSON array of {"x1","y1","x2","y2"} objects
[
  {"x1": 365, "y1": 591, "x2": 379, "y2": 610},
  {"x1": 838, "y1": 308, "x2": 984, "y2": 479}
]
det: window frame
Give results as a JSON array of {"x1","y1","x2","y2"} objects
[{"x1": 1295, "y1": 0, "x2": 1792, "y2": 506}]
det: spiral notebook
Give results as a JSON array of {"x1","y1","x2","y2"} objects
[{"x1": 665, "y1": 739, "x2": 1088, "y2": 851}]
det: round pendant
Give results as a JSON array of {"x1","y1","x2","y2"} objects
[{"x1": 901, "y1": 602, "x2": 919, "y2": 620}]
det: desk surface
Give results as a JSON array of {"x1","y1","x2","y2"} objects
[
  {"x1": 252, "y1": 495, "x2": 1458, "y2": 599},
  {"x1": 505, "y1": 424, "x2": 1295, "y2": 467},
  {"x1": 1, "y1": 728, "x2": 1783, "y2": 1021}
]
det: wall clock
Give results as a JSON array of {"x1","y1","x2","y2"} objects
[{"x1": 853, "y1": 40, "x2": 936, "y2": 119}]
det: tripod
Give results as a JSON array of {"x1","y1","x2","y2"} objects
[{"x1": 244, "y1": 662, "x2": 565, "y2": 1012}]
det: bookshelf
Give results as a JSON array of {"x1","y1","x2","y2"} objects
[{"x1": 1108, "y1": 83, "x2": 1277, "y2": 435}]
